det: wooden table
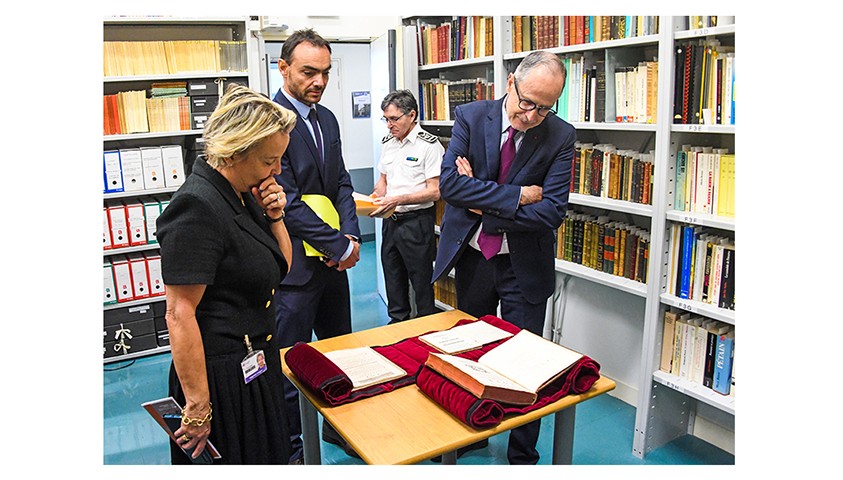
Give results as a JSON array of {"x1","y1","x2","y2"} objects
[{"x1": 280, "y1": 310, "x2": 616, "y2": 465}]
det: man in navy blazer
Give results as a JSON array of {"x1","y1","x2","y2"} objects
[
  {"x1": 271, "y1": 28, "x2": 361, "y2": 463},
  {"x1": 432, "y1": 51, "x2": 576, "y2": 464}
]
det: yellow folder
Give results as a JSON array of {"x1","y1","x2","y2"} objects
[{"x1": 300, "y1": 194, "x2": 340, "y2": 257}]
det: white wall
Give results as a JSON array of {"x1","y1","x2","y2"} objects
[
  {"x1": 266, "y1": 42, "x2": 375, "y2": 171},
  {"x1": 261, "y1": 16, "x2": 400, "y2": 42},
  {"x1": 552, "y1": 274, "x2": 645, "y2": 405}
]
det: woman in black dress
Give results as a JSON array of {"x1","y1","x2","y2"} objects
[{"x1": 156, "y1": 84, "x2": 296, "y2": 464}]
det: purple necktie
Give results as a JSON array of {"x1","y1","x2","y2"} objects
[
  {"x1": 308, "y1": 108, "x2": 324, "y2": 164},
  {"x1": 478, "y1": 126, "x2": 517, "y2": 260}
]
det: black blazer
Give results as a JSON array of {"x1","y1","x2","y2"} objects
[
  {"x1": 272, "y1": 90, "x2": 361, "y2": 286},
  {"x1": 432, "y1": 98, "x2": 576, "y2": 304},
  {"x1": 156, "y1": 158, "x2": 286, "y2": 355}
]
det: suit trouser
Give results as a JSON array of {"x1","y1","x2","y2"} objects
[
  {"x1": 381, "y1": 207, "x2": 437, "y2": 323},
  {"x1": 275, "y1": 262, "x2": 352, "y2": 461},
  {"x1": 454, "y1": 246, "x2": 549, "y2": 465}
]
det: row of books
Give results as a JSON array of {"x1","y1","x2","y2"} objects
[
  {"x1": 105, "y1": 252, "x2": 166, "y2": 305},
  {"x1": 418, "y1": 78, "x2": 493, "y2": 122},
  {"x1": 413, "y1": 16, "x2": 494, "y2": 65},
  {"x1": 104, "y1": 196, "x2": 170, "y2": 251},
  {"x1": 557, "y1": 211, "x2": 650, "y2": 283},
  {"x1": 659, "y1": 308, "x2": 735, "y2": 396},
  {"x1": 104, "y1": 90, "x2": 194, "y2": 135},
  {"x1": 572, "y1": 143, "x2": 655, "y2": 205},
  {"x1": 104, "y1": 146, "x2": 186, "y2": 194},
  {"x1": 667, "y1": 224, "x2": 735, "y2": 310},
  {"x1": 684, "y1": 16, "x2": 734, "y2": 30},
  {"x1": 104, "y1": 40, "x2": 247, "y2": 77},
  {"x1": 554, "y1": 54, "x2": 658, "y2": 124},
  {"x1": 512, "y1": 16, "x2": 660, "y2": 53},
  {"x1": 674, "y1": 146, "x2": 735, "y2": 217},
  {"x1": 434, "y1": 271, "x2": 457, "y2": 309},
  {"x1": 434, "y1": 198, "x2": 446, "y2": 226},
  {"x1": 613, "y1": 61, "x2": 659, "y2": 124},
  {"x1": 673, "y1": 39, "x2": 735, "y2": 125},
  {"x1": 555, "y1": 54, "x2": 605, "y2": 123}
]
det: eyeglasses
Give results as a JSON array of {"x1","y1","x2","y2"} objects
[
  {"x1": 513, "y1": 77, "x2": 556, "y2": 117},
  {"x1": 380, "y1": 112, "x2": 407, "y2": 124}
]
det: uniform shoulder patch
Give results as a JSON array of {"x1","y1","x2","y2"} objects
[
  {"x1": 417, "y1": 130, "x2": 438, "y2": 143},
  {"x1": 381, "y1": 134, "x2": 393, "y2": 144}
]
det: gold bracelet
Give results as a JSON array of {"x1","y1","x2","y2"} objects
[{"x1": 182, "y1": 402, "x2": 213, "y2": 427}]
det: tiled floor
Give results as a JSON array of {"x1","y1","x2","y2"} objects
[{"x1": 103, "y1": 241, "x2": 734, "y2": 466}]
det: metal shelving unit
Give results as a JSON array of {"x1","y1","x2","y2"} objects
[
  {"x1": 632, "y1": 16, "x2": 736, "y2": 458},
  {"x1": 103, "y1": 16, "x2": 256, "y2": 364},
  {"x1": 410, "y1": 15, "x2": 736, "y2": 459}
]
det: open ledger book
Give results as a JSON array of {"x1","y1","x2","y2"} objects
[
  {"x1": 424, "y1": 330, "x2": 583, "y2": 405},
  {"x1": 419, "y1": 319, "x2": 514, "y2": 354},
  {"x1": 324, "y1": 346, "x2": 407, "y2": 391}
]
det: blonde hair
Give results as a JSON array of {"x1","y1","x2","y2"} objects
[{"x1": 203, "y1": 84, "x2": 297, "y2": 168}]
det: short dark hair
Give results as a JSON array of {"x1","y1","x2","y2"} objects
[
  {"x1": 381, "y1": 90, "x2": 418, "y2": 119},
  {"x1": 280, "y1": 28, "x2": 332, "y2": 64}
]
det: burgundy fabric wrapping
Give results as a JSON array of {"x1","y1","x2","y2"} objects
[
  {"x1": 283, "y1": 315, "x2": 507, "y2": 406},
  {"x1": 415, "y1": 364, "x2": 505, "y2": 428},
  {"x1": 284, "y1": 342, "x2": 355, "y2": 405},
  {"x1": 415, "y1": 356, "x2": 601, "y2": 428},
  {"x1": 282, "y1": 314, "x2": 600, "y2": 417}
]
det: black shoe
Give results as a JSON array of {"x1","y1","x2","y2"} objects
[
  {"x1": 322, "y1": 423, "x2": 361, "y2": 459},
  {"x1": 430, "y1": 439, "x2": 489, "y2": 463}
]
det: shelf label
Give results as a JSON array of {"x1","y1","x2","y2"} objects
[
  {"x1": 680, "y1": 214, "x2": 699, "y2": 224},
  {"x1": 684, "y1": 124, "x2": 705, "y2": 132},
  {"x1": 664, "y1": 379, "x2": 680, "y2": 391},
  {"x1": 675, "y1": 300, "x2": 696, "y2": 313},
  {"x1": 693, "y1": 28, "x2": 710, "y2": 36}
]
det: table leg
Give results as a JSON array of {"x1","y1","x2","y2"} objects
[
  {"x1": 552, "y1": 405, "x2": 576, "y2": 465},
  {"x1": 299, "y1": 395, "x2": 321, "y2": 465}
]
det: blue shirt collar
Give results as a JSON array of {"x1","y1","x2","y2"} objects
[{"x1": 280, "y1": 88, "x2": 315, "y2": 118}]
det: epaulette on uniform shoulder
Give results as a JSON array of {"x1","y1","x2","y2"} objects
[
  {"x1": 417, "y1": 130, "x2": 438, "y2": 143},
  {"x1": 381, "y1": 134, "x2": 393, "y2": 144}
]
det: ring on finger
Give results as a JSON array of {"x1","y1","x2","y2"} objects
[
  {"x1": 181, "y1": 434, "x2": 192, "y2": 442},
  {"x1": 275, "y1": 192, "x2": 281, "y2": 203}
]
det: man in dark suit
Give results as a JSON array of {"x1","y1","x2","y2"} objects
[
  {"x1": 431, "y1": 51, "x2": 576, "y2": 464},
  {"x1": 271, "y1": 28, "x2": 361, "y2": 463}
]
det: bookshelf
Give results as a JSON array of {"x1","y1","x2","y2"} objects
[
  {"x1": 403, "y1": 15, "x2": 736, "y2": 458},
  {"x1": 634, "y1": 16, "x2": 735, "y2": 458},
  {"x1": 102, "y1": 16, "x2": 257, "y2": 364}
]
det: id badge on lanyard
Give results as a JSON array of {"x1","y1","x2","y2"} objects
[{"x1": 241, "y1": 335, "x2": 267, "y2": 384}]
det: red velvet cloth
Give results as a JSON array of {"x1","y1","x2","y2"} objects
[
  {"x1": 415, "y1": 355, "x2": 601, "y2": 429},
  {"x1": 283, "y1": 314, "x2": 601, "y2": 426},
  {"x1": 284, "y1": 315, "x2": 510, "y2": 406}
]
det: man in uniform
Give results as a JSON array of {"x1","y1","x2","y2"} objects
[{"x1": 370, "y1": 90, "x2": 444, "y2": 323}]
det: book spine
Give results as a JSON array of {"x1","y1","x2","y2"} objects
[
  {"x1": 712, "y1": 333, "x2": 734, "y2": 395},
  {"x1": 719, "y1": 246, "x2": 735, "y2": 310},
  {"x1": 671, "y1": 316, "x2": 686, "y2": 375},
  {"x1": 678, "y1": 318, "x2": 692, "y2": 380},
  {"x1": 702, "y1": 327, "x2": 718, "y2": 388},
  {"x1": 679, "y1": 226, "x2": 694, "y2": 299}
]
